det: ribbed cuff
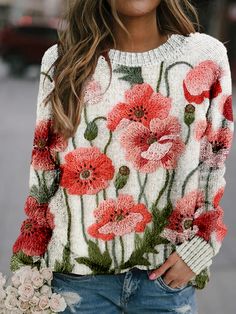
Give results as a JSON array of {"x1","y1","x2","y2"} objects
[{"x1": 175, "y1": 236, "x2": 214, "y2": 275}]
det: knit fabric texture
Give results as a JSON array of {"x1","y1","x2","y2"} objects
[{"x1": 10, "y1": 31, "x2": 234, "y2": 290}]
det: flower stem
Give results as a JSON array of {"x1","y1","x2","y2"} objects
[
  {"x1": 185, "y1": 125, "x2": 191, "y2": 145},
  {"x1": 165, "y1": 61, "x2": 193, "y2": 97},
  {"x1": 181, "y1": 161, "x2": 203, "y2": 197},
  {"x1": 156, "y1": 61, "x2": 164, "y2": 92},
  {"x1": 154, "y1": 170, "x2": 169, "y2": 208},
  {"x1": 137, "y1": 171, "x2": 148, "y2": 206},
  {"x1": 167, "y1": 170, "x2": 175, "y2": 203},
  {"x1": 63, "y1": 188, "x2": 72, "y2": 247},
  {"x1": 205, "y1": 167, "x2": 213, "y2": 212},
  {"x1": 35, "y1": 170, "x2": 41, "y2": 186},
  {"x1": 80, "y1": 195, "x2": 88, "y2": 244}
]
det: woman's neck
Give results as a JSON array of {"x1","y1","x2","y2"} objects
[{"x1": 112, "y1": 10, "x2": 167, "y2": 52}]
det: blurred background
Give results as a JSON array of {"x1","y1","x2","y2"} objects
[{"x1": 0, "y1": 1, "x2": 235, "y2": 313}]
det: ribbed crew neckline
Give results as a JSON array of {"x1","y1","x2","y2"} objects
[{"x1": 108, "y1": 32, "x2": 192, "y2": 66}]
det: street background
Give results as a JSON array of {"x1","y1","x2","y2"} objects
[{"x1": 0, "y1": 1, "x2": 236, "y2": 313}]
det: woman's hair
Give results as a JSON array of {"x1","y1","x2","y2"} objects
[{"x1": 43, "y1": 0, "x2": 200, "y2": 140}]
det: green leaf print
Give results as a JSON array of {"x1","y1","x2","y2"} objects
[
  {"x1": 84, "y1": 121, "x2": 98, "y2": 141},
  {"x1": 113, "y1": 65, "x2": 144, "y2": 85},
  {"x1": 10, "y1": 251, "x2": 40, "y2": 272},
  {"x1": 193, "y1": 268, "x2": 210, "y2": 290},
  {"x1": 30, "y1": 169, "x2": 61, "y2": 203},
  {"x1": 114, "y1": 165, "x2": 130, "y2": 190},
  {"x1": 54, "y1": 245, "x2": 74, "y2": 273},
  {"x1": 75, "y1": 240, "x2": 112, "y2": 274}
]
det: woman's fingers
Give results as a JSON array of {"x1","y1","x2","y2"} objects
[
  {"x1": 148, "y1": 254, "x2": 177, "y2": 280},
  {"x1": 163, "y1": 277, "x2": 186, "y2": 288}
]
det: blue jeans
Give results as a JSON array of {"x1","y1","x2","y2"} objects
[{"x1": 51, "y1": 267, "x2": 198, "y2": 314}]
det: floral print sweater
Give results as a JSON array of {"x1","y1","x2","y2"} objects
[{"x1": 10, "y1": 32, "x2": 234, "y2": 290}]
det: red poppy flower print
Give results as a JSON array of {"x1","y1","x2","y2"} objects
[
  {"x1": 107, "y1": 83, "x2": 172, "y2": 131},
  {"x1": 31, "y1": 119, "x2": 68, "y2": 171},
  {"x1": 219, "y1": 95, "x2": 233, "y2": 122},
  {"x1": 87, "y1": 193, "x2": 152, "y2": 240},
  {"x1": 212, "y1": 187, "x2": 228, "y2": 242},
  {"x1": 160, "y1": 189, "x2": 226, "y2": 244},
  {"x1": 60, "y1": 147, "x2": 115, "y2": 195},
  {"x1": 199, "y1": 122, "x2": 233, "y2": 167},
  {"x1": 119, "y1": 116, "x2": 185, "y2": 172},
  {"x1": 13, "y1": 218, "x2": 52, "y2": 256},
  {"x1": 83, "y1": 77, "x2": 102, "y2": 105},
  {"x1": 24, "y1": 196, "x2": 54, "y2": 228},
  {"x1": 183, "y1": 60, "x2": 222, "y2": 104}
]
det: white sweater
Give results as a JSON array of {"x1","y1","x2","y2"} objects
[{"x1": 10, "y1": 31, "x2": 234, "y2": 290}]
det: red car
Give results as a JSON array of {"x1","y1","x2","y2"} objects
[{"x1": 0, "y1": 23, "x2": 58, "y2": 76}]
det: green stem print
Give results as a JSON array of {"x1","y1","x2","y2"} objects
[
  {"x1": 72, "y1": 137, "x2": 76, "y2": 149},
  {"x1": 80, "y1": 195, "x2": 88, "y2": 244},
  {"x1": 112, "y1": 239, "x2": 119, "y2": 271},
  {"x1": 41, "y1": 71, "x2": 53, "y2": 83},
  {"x1": 83, "y1": 101, "x2": 89, "y2": 125},
  {"x1": 205, "y1": 167, "x2": 213, "y2": 212},
  {"x1": 54, "y1": 188, "x2": 74, "y2": 273},
  {"x1": 35, "y1": 170, "x2": 41, "y2": 186},
  {"x1": 181, "y1": 161, "x2": 203, "y2": 197},
  {"x1": 167, "y1": 170, "x2": 175, "y2": 203},
  {"x1": 153, "y1": 169, "x2": 170, "y2": 262},
  {"x1": 185, "y1": 125, "x2": 191, "y2": 145},
  {"x1": 164, "y1": 61, "x2": 193, "y2": 97},
  {"x1": 104, "y1": 130, "x2": 113, "y2": 154},
  {"x1": 95, "y1": 193, "x2": 99, "y2": 245},
  {"x1": 136, "y1": 172, "x2": 149, "y2": 269},
  {"x1": 137, "y1": 171, "x2": 148, "y2": 206},
  {"x1": 63, "y1": 188, "x2": 72, "y2": 249},
  {"x1": 102, "y1": 188, "x2": 107, "y2": 199},
  {"x1": 96, "y1": 193, "x2": 99, "y2": 206},
  {"x1": 119, "y1": 236, "x2": 125, "y2": 268},
  {"x1": 154, "y1": 170, "x2": 170, "y2": 208},
  {"x1": 156, "y1": 61, "x2": 164, "y2": 92},
  {"x1": 42, "y1": 171, "x2": 49, "y2": 195}
]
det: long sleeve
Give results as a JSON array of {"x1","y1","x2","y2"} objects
[
  {"x1": 175, "y1": 46, "x2": 234, "y2": 275},
  {"x1": 10, "y1": 45, "x2": 68, "y2": 271}
]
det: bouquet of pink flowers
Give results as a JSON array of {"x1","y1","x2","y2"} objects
[{"x1": 0, "y1": 266, "x2": 67, "y2": 313}]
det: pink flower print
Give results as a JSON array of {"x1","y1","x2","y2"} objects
[
  {"x1": 31, "y1": 119, "x2": 68, "y2": 171},
  {"x1": 119, "y1": 116, "x2": 185, "y2": 173},
  {"x1": 83, "y1": 78, "x2": 102, "y2": 105},
  {"x1": 60, "y1": 146, "x2": 115, "y2": 195},
  {"x1": 212, "y1": 187, "x2": 228, "y2": 242},
  {"x1": 194, "y1": 119, "x2": 208, "y2": 140},
  {"x1": 106, "y1": 83, "x2": 172, "y2": 131},
  {"x1": 87, "y1": 193, "x2": 152, "y2": 240},
  {"x1": 199, "y1": 122, "x2": 233, "y2": 167},
  {"x1": 219, "y1": 95, "x2": 234, "y2": 122},
  {"x1": 183, "y1": 60, "x2": 222, "y2": 104},
  {"x1": 160, "y1": 189, "x2": 226, "y2": 244}
]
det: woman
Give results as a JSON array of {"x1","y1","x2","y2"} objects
[{"x1": 10, "y1": 0, "x2": 234, "y2": 313}]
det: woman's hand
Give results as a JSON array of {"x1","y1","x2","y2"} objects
[{"x1": 148, "y1": 252, "x2": 196, "y2": 288}]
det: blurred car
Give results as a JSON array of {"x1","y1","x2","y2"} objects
[{"x1": 0, "y1": 22, "x2": 58, "y2": 76}]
